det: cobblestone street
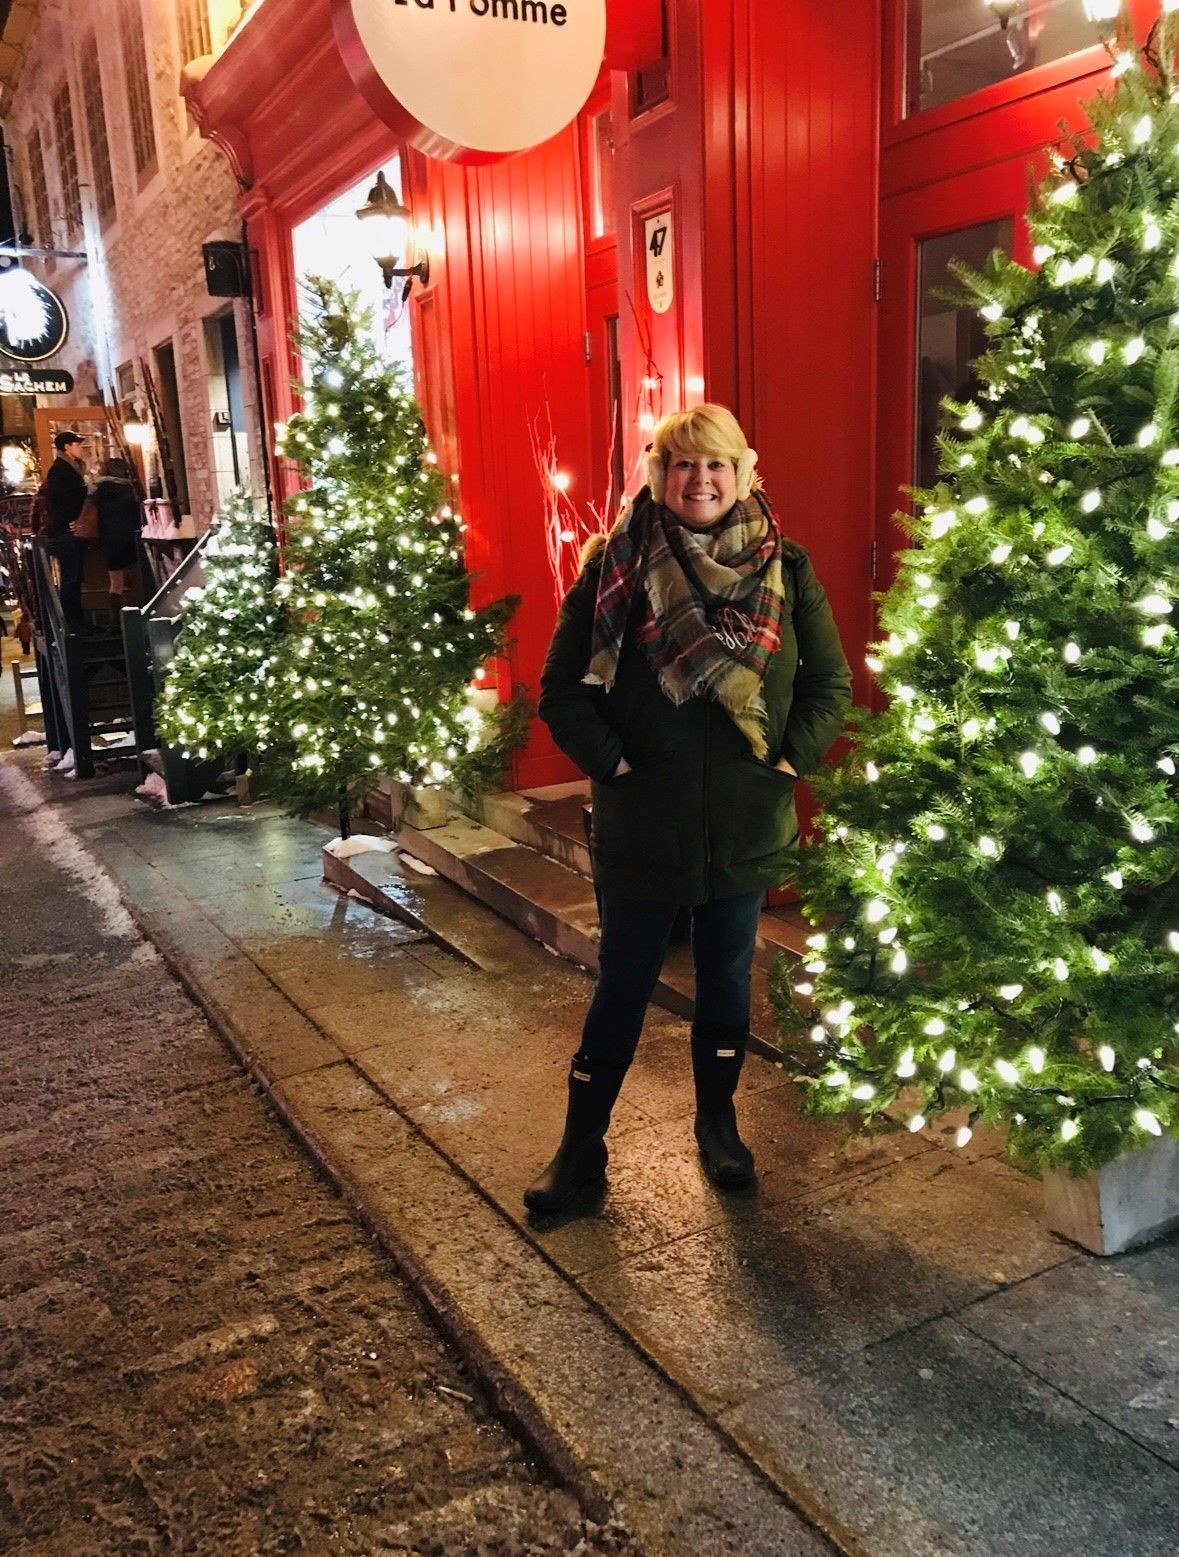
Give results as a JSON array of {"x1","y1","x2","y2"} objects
[{"x1": 0, "y1": 763, "x2": 639, "y2": 1556}]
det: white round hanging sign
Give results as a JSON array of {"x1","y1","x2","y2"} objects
[{"x1": 332, "y1": 0, "x2": 608, "y2": 164}]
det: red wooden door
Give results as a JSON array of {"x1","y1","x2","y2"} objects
[{"x1": 875, "y1": 156, "x2": 1031, "y2": 600}]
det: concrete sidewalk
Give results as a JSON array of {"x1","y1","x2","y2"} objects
[{"x1": 42, "y1": 765, "x2": 1179, "y2": 1557}]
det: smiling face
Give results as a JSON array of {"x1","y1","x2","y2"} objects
[{"x1": 662, "y1": 452, "x2": 738, "y2": 528}]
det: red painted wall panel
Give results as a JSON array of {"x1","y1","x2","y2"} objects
[
  {"x1": 423, "y1": 132, "x2": 596, "y2": 788},
  {"x1": 700, "y1": 0, "x2": 880, "y2": 710}
]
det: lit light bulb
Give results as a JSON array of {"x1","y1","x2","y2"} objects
[
  {"x1": 1028, "y1": 1047, "x2": 1045, "y2": 1074},
  {"x1": 938, "y1": 1048, "x2": 956, "y2": 1073},
  {"x1": 1047, "y1": 544, "x2": 1074, "y2": 566},
  {"x1": 1134, "y1": 1108, "x2": 1163, "y2": 1136},
  {"x1": 999, "y1": 983, "x2": 1023, "y2": 1001},
  {"x1": 959, "y1": 1069, "x2": 980, "y2": 1093},
  {"x1": 995, "y1": 1060, "x2": 1019, "y2": 1085},
  {"x1": 1068, "y1": 417, "x2": 1091, "y2": 439},
  {"x1": 924, "y1": 1017, "x2": 947, "y2": 1037},
  {"x1": 1060, "y1": 1118, "x2": 1079, "y2": 1142},
  {"x1": 1077, "y1": 746, "x2": 1097, "y2": 766},
  {"x1": 896, "y1": 1047, "x2": 916, "y2": 1078},
  {"x1": 1063, "y1": 642, "x2": 1081, "y2": 663},
  {"x1": 955, "y1": 1126, "x2": 973, "y2": 1149},
  {"x1": 1098, "y1": 1044, "x2": 1116, "y2": 1071}
]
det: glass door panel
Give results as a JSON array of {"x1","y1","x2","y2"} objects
[
  {"x1": 875, "y1": 156, "x2": 1030, "y2": 653},
  {"x1": 907, "y1": 0, "x2": 1101, "y2": 117},
  {"x1": 914, "y1": 217, "x2": 1012, "y2": 488}
]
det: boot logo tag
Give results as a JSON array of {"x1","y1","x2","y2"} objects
[
  {"x1": 717, "y1": 1048, "x2": 737, "y2": 1058},
  {"x1": 572, "y1": 1069, "x2": 591, "y2": 1082}
]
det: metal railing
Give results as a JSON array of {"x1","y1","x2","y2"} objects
[{"x1": 121, "y1": 528, "x2": 225, "y2": 804}]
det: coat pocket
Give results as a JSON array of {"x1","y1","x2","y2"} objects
[
  {"x1": 724, "y1": 757, "x2": 799, "y2": 866},
  {"x1": 592, "y1": 756, "x2": 683, "y2": 870}
]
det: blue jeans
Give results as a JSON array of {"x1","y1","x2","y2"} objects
[{"x1": 577, "y1": 890, "x2": 764, "y2": 1069}]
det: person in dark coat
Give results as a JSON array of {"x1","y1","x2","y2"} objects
[
  {"x1": 527, "y1": 404, "x2": 852, "y2": 1214},
  {"x1": 91, "y1": 457, "x2": 142, "y2": 615},
  {"x1": 43, "y1": 429, "x2": 88, "y2": 626}
]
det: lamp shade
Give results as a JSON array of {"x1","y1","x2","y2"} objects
[{"x1": 356, "y1": 170, "x2": 412, "y2": 271}]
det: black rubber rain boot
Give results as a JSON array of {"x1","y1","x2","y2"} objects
[
  {"x1": 524, "y1": 1058, "x2": 628, "y2": 1214},
  {"x1": 691, "y1": 1024, "x2": 755, "y2": 1188}
]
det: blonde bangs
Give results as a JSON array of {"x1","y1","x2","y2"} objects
[{"x1": 652, "y1": 404, "x2": 750, "y2": 466}]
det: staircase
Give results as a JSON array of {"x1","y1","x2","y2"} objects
[
  {"x1": 28, "y1": 541, "x2": 135, "y2": 778},
  {"x1": 349, "y1": 780, "x2": 812, "y2": 1060}
]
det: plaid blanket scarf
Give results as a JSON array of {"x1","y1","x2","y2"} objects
[{"x1": 585, "y1": 488, "x2": 785, "y2": 758}]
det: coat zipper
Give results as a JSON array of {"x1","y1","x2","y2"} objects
[{"x1": 703, "y1": 703, "x2": 713, "y2": 892}]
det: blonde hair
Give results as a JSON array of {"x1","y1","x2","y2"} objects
[{"x1": 646, "y1": 404, "x2": 758, "y2": 502}]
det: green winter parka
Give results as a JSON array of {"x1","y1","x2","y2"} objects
[{"x1": 538, "y1": 523, "x2": 852, "y2": 904}]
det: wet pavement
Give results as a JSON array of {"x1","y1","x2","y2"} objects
[
  {"x1": 12, "y1": 750, "x2": 1179, "y2": 1557},
  {"x1": 0, "y1": 758, "x2": 643, "y2": 1556}
]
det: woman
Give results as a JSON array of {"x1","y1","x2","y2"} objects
[
  {"x1": 528, "y1": 404, "x2": 851, "y2": 1214},
  {"x1": 90, "y1": 457, "x2": 143, "y2": 617}
]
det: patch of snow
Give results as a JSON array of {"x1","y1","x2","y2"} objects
[
  {"x1": 324, "y1": 835, "x2": 398, "y2": 859},
  {"x1": 134, "y1": 772, "x2": 171, "y2": 807},
  {"x1": 399, "y1": 852, "x2": 438, "y2": 876},
  {"x1": 0, "y1": 765, "x2": 158, "y2": 960},
  {"x1": 11, "y1": 729, "x2": 45, "y2": 748}
]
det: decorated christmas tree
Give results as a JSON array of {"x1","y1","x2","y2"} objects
[
  {"x1": 777, "y1": 13, "x2": 1178, "y2": 1173},
  {"x1": 156, "y1": 489, "x2": 282, "y2": 763},
  {"x1": 265, "y1": 278, "x2": 521, "y2": 835}
]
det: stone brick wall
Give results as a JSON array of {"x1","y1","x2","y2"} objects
[{"x1": 4, "y1": 0, "x2": 265, "y2": 531}]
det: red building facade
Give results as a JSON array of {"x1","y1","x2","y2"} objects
[{"x1": 186, "y1": 0, "x2": 1153, "y2": 789}]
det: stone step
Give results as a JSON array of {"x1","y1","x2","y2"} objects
[
  {"x1": 477, "y1": 782, "x2": 593, "y2": 878},
  {"x1": 328, "y1": 810, "x2": 805, "y2": 1061}
]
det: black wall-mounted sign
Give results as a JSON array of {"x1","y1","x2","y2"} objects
[
  {"x1": 0, "y1": 270, "x2": 69, "y2": 362},
  {"x1": 0, "y1": 366, "x2": 75, "y2": 396}
]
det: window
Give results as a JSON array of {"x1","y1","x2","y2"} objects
[
  {"x1": 26, "y1": 130, "x2": 52, "y2": 247},
  {"x1": 630, "y1": 0, "x2": 670, "y2": 117},
  {"x1": 52, "y1": 83, "x2": 82, "y2": 236},
  {"x1": 80, "y1": 37, "x2": 116, "y2": 225},
  {"x1": 588, "y1": 108, "x2": 615, "y2": 241},
  {"x1": 907, "y1": 1, "x2": 1098, "y2": 117},
  {"x1": 120, "y1": 0, "x2": 158, "y2": 180},
  {"x1": 176, "y1": 0, "x2": 212, "y2": 65}
]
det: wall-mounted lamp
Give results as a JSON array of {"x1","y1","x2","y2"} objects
[
  {"x1": 355, "y1": 170, "x2": 429, "y2": 296},
  {"x1": 984, "y1": 0, "x2": 1023, "y2": 28}
]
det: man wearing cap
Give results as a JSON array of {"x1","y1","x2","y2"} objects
[{"x1": 44, "y1": 429, "x2": 88, "y2": 626}]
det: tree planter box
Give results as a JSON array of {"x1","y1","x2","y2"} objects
[
  {"x1": 1043, "y1": 1135, "x2": 1179, "y2": 1255},
  {"x1": 400, "y1": 783, "x2": 450, "y2": 831}
]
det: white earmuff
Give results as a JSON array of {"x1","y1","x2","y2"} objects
[
  {"x1": 735, "y1": 448, "x2": 758, "y2": 501},
  {"x1": 645, "y1": 451, "x2": 666, "y2": 501}
]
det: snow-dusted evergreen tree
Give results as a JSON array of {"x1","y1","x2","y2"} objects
[
  {"x1": 265, "y1": 278, "x2": 520, "y2": 834},
  {"x1": 777, "y1": 12, "x2": 1178, "y2": 1173},
  {"x1": 156, "y1": 490, "x2": 281, "y2": 762}
]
